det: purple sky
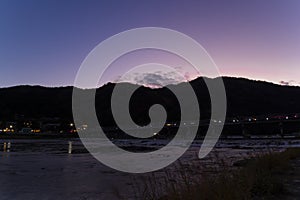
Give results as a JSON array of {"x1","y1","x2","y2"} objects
[{"x1": 1, "y1": 0, "x2": 300, "y2": 87}]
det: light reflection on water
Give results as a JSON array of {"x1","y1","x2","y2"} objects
[{"x1": 0, "y1": 138, "x2": 299, "y2": 154}]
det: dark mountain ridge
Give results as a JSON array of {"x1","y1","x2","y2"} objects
[{"x1": 1, "y1": 77, "x2": 300, "y2": 125}]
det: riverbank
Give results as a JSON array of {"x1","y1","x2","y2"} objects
[
  {"x1": 136, "y1": 148, "x2": 300, "y2": 200},
  {"x1": 0, "y1": 133, "x2": 78, "y2": 139},
  {"x1": 1, "y1": 132, "x2": 300, "y2": 140},
  {"x1": 0, "y1": 138, "x2": 299, "y2": 199}
]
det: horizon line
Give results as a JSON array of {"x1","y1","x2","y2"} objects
[{"x1": 0, "y1": 76, "x2": 299, "y2": 89}]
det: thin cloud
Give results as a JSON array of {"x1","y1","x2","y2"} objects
[
  {"x1": 133, "y1": 71, "x2": 186, "y2": 88},
  {"x1": 114, "y1": 71, "x2": 194, "y2": 88},
  {"x1": 279, "y1": 80, "x2": 300, "y2": 86}
]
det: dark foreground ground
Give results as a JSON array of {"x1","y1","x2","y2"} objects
[{"x1": 0, "y1": 138, "x2": 299, "y2": 199}]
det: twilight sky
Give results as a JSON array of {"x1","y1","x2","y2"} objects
[{"x1": 0, "y1": 0, "x2": 300, "y2": 87}]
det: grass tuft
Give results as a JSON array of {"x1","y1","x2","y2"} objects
[{"x1": 134, "y1": 148, "x2": 300, "y2": 200}]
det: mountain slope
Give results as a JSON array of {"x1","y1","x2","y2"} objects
[{"x1": 1, "y1": 77, "x2": 300, "y2": 125}]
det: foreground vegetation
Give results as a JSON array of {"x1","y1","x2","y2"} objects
[{"x1": 133, "y1": 148, "x2": 300, "y2": 200}]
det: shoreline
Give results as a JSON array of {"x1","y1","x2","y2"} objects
[{"x1": 0, "y1": 133, "x2": 299, "y2": 140}]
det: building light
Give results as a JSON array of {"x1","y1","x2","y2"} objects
[{"x1": 31, "y1": 129, "x2": 41, "y2": 133}]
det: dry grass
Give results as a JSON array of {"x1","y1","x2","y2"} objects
[{"x1": 132, "y1": 148, "x2": 300, "y2": 200}]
